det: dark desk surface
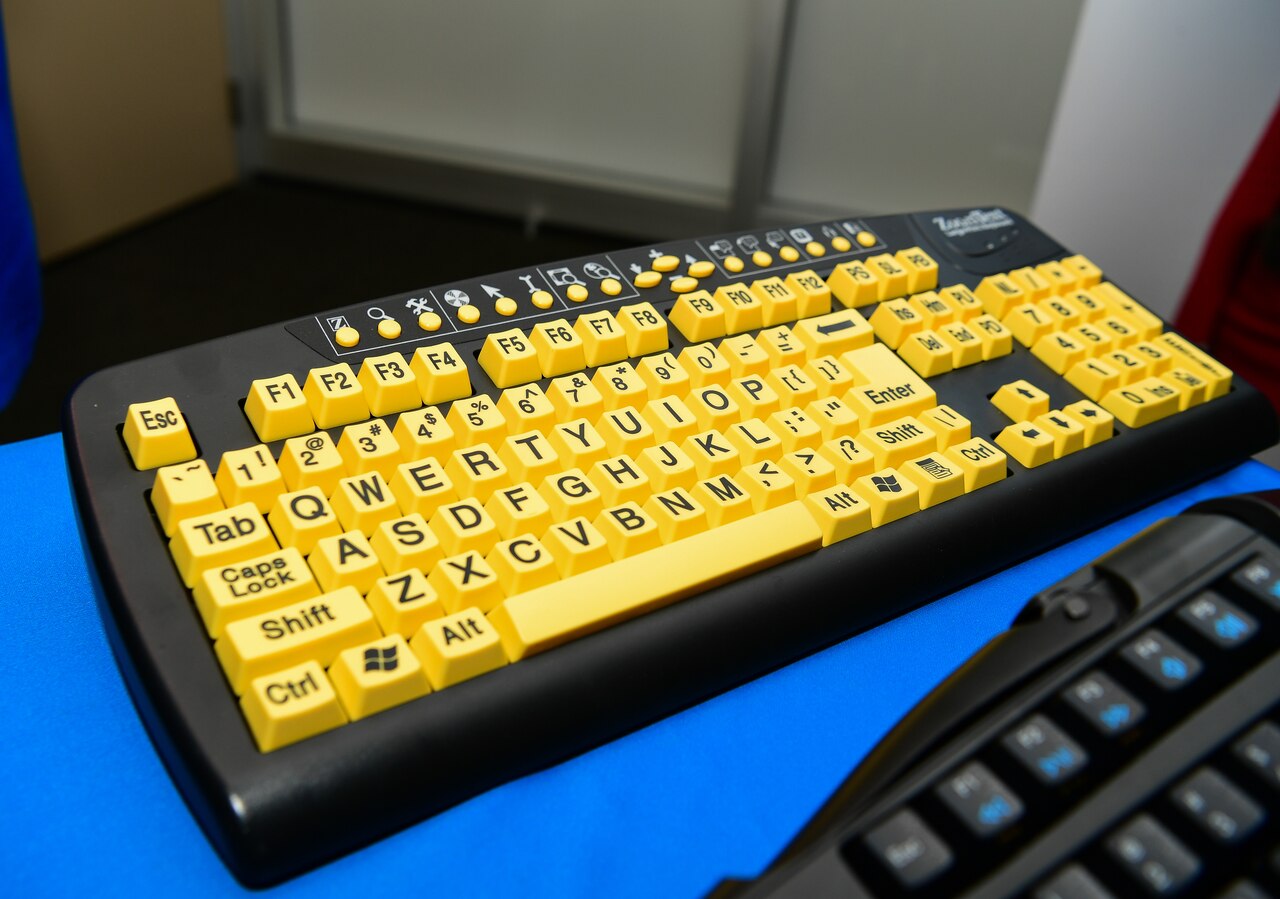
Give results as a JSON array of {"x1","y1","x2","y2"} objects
[{"x1": 3, "y1": 431, "x2": 1276, "y2": 897}]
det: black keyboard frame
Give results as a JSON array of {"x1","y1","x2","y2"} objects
[{"x1": 63, "y1": 208, "x2": 1278, "y2": 884}]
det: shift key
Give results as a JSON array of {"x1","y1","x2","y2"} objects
[{"x1": 215, "y1": 587, "x2": 380, "y2": 694}]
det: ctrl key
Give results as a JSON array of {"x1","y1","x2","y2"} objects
[
  {"x1": 863, "y1": 808, "x2": 952, "y2": 889},
  {"x1": 241, "y1": 660, "x2": 347, "y2": 752}
]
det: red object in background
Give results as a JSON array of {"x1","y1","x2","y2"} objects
[{"x1": 1175, "y1": 99, "x2": 1280, "y2": 412}]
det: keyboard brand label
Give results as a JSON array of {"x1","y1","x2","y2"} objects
[{"x1": 931, "y1": 208, "x2": 1014, "y2": 239}]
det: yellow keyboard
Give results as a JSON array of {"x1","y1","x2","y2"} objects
[{"x1": 66, "y1": 207, "x2": 1277, "y2": 884}]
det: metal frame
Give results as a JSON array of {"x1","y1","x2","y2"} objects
[{"x1": 222, "y1": 0, "x2": 844, "y2": 239}]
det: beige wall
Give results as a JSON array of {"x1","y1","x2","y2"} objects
[{"x1": 3, "y1": 0, "x2": 237, "y2": 260}]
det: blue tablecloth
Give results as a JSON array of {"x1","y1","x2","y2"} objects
[{"x1": 2, "y1": 431, "x2": 1276, "y2": 897}]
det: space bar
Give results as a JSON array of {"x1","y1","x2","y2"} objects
[{"x1": 487, "y1": 502, "x2": 823, "y2": 661}]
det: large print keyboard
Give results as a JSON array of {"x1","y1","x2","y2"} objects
[{"x1": 64, "y1": 207, "x2": 1277, "y2": 885}]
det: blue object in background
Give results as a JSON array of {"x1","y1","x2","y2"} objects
[{"x1": 0, "y1": 14, "x2": 41, "y2": 409}]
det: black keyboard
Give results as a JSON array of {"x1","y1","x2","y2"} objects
[
  {"x1": 63, "y1": 207, "x2": 1278, "y2": 885},
  {"x1": 715, "y1": 490, "x2": 1280, "y2": 898}
]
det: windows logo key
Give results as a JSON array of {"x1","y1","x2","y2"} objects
[
  {"x1": 363, "y1": 644, "x2": 400, "y2": 673},
  {"x1": 872, "y1": 474, "x2": 902, "y2": 494}
]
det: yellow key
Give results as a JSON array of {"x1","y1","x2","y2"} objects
[
  {"x1": 245, "y1": 374, "x2": 314, "y2": 443},
  {"x1": 411, "y1": 608, "x2": 508, "y2": 690},
  {"x1": 409, "y1": 343, "x2": 471, "y2": 406},
  {"x1": 636, "y1": 350, "x2": 692, "y2": 394},
  {"x1": 240, "y1": 660, "x2": 347, "y2": 752},
  {"x1": 429, "y1": 549, "x2": 505, "y2": 613},
  {"x1": 688, "y1": 384, "x2": 743, "y2": 430},
  {"x1": 1065, "y1": 357, "x2": 1122, "y2": 401},
  {"x1": 329, "y1": 634, "x2": 431, "y2": 721},
  {"x1": 645, "y1": 396, "x2": 699, "y2": 444},
  {"x1": 594, "y1": 361, "x2": 651, "y2": 409},
  {"x1": 123, "y1": 397, "x2": 197, "y2": 470},
  {"x1": 866, "y1": 254, "x2": 909, "y2": 298},
  {"x1": 996, "y1": 422, "x2": 1057, "y2": 468},
  {"x1": 633, "y1": 270, "x2": 662, "y2": 288},
  {"x1": 805, "y1": 396, "x2": 859, "y2": 440},
  {"x1": 860, "y1": 415, "x2": 937, "y2": 469},
  {"x1": 938, "y1": 284, "x2": 984, "y2": 320},
  {"x1": 804, "y1": 485, "x2": 873, "y2": 545},
  {"x1": 793, "y1": 308, "x2": 873, "y2": 357},
  {"x1": 498, "y1": 430, "x2": 559, "y2": 485},
  {"x1": 683, "y1": 429, "x2": 740, "y2": 478},
  {"x1": 638, "y1": 441, "x2": 699, "y2": 491},
  {"x1": 357, "y1": 353, "x2": 421, "y2": 417},
  {"x1": 589, "y1": 457, "x2": 651, "y2": 507},
  {"x1": 216, "y1": 586, "x2": 379, "y2": 694},
  {"x1": 1103, "y1": 348, "x2": 1152, "y2": 386},
  {"x1": 726, "y1": 419, "x2": 784, "y2": 465},
  {"x1": 652, "y1": 254, "x2": 681, "y2": 272},
  {"x1": 1035, "y1": 410, "x2": 1087, "y2": 457},
  {"x1": 899, "y1": 453, "x2": 966, "y2": 509},
  {"x1": 542, "y1": 517, "x2": 613, "y2": 577},
  {"x1": 974, "y1": 274, "x2": 1025, "y2": 318},
  {"x1": 785, "y1": 270, "x2": 833, "y2": 317},
  {"x1": 595, "y1": 502, "x2": 664, "y2": 559},
  {"x1": 445, "y1": 443, "x2": 511, "y2": 502},
  {"x1": 1009, "y1": 266, "x2": 1052, "y2": 301},
  {"x1": 392, "y1": 406, "x2": 455, "y2": 462},
  {"x1": 1003, "y1": 303, "x2": 1054, "y2": 347},
  {"x1": 337, "y1": 418, "x2": 403, "y2": 478},
  {"x1": 756, "y1": 325, "x2": 809, "y2": 367},
  {"x1": 907, "y1": 291, "x2": 957, "y2": 328},
  {"x1": 478, "y1": 329, "x2": 541, "y2": 388},
  {"x1": 723, "y1": 255, "x2": 745, "y2": 273},
  {"x1": 389, "y1": 458, "x2": 457, "y2": 518},
  {"x1": 868, "y1": 298, "x2": 925, "y2": 349},
  {"x1": 970, "y1": 314, "x2": 1013, "y2": 360},
  {"x1": 192, "y1": 546, "x2": 319, "y2": 638},
  {"x1": 991, "y1": 380, "x2": 1051, "y2": 421},
  {"x1": 529, "y1": 319, "x2": 586, "y2": 377},
  {"x1": 937, "y1": 321, "x2": 984, "y2": 367},
  {"x1": 1097, "y1": 316, "x2": 1139, "y2": 348},
  {"x1": 539, "y1": 469, "x2": 605, "y2": 521},
  {"x1": 617, "y1": 302, "x2": 668, "y2": 355},
  {"x1": 1161, "y1": 368, "x2": 1210, "y2": 410},
  {"x1": 151, "y1": 459, "x2": 222, "y2": 536},
  {"x1": 488, "y1": 502, "x2": 821, "y2": 659},
  {"x1": 713, "y1": 283, "x2": 765, "y2": 333},
  {"x1": 547, "y1": 419, "x2": 609, "y2": 469},
  {"x1": 1156, "y1": 333, "x2": 1232, "y2": 399},
  {"x1": 752, "y1": 250, "x2": 773, "y2": 268},
  {"x1": 766, "y1": 364, "x2": 820, "y2": 408},
  {"x1": 597, "y1": 408, "x2": 653, "y2": 457},
  {"x1": 768, "y1": 407, "x2": 823, "y2": 452},
  {"x1": 548, "y1": 372, "x2": 605, "y2": 421},
  {"x1": 277, "y1": 432, "x2": 345, "y2": 495},
  {"x1": 1032, "y1": 331, "x2": 1089, "y2": 374},
  {"x1": 688, "y1": 260, "x2": 715, "y2": 278},
  {"x1": 1061, "y1": 254, "x2": 1103, "y2": 287},
  {"x1": 486, "y1": 481, "x2": 556, "y2": 539},
  {"x1": 669, "y1": 290, "x2": 726, "y2": 343},
  {"x1": 332, "y1": 471, "x2": 400, "y2": 535},
  {"x1": 446, "y1": 396, "x2": 507, "y2": 446},
  {"x1": 894, "y1": 247, "x2": 939, "y2": 292},
  {"x1": 919, "y1": 404, "x2": 971, "y2": 449},
  {"x1": 805, "y1": 355, "x2": 855, "y2": 398},
  {"x1": 302, "y1": 364, "x2": 368, "y2": 430},
  {"x1": 898, "y1": 329, "x2": 954, "y2": 378},
  {"x1": 370, "y1": 513, "x2": 443, "y2": 574},
  {"x1": 844, "y1": 379, "x2": 934, "y2": 427},
  {"x1": 366, "y1": 568, "x2": 445, "y2": 637},
  {"x1": 678, "y1": 342, "x2": 733, "y2": 388},
  {"x1": 750, "y1": 276, "x2": 800, "y2": 326},
  {"x1": 1130, "y1": 341, "x2": 1174, "y2": 375},
  {"x1": 644, "y1": 487, "x2": 709, "y2": 542},
  {"x1": 827, "y1": 259, "x2": 882, "y2": 308},
  {"x1": 818, "y1": 436, "x2": 875, "y2": 483},
  {"x1": 216, "y1": 444, "x2": 285, "y2": 512},
  {"x1": 1100, "y1": 377, "x2": 1181, "y2": 427},
  {"x1": 1062, "y1": 400, "x2": 1114, "y2": 446},
  {"x1": 268, "y1": 487, "x2": 342, "y2": 554},
  {"x1": 720, "y1": 333, "x2": 771, "y2": 377},
  {"x1": 574, "y1": 309, "x2": 630, "y2": 366},
  {"x1": 1070, "y1": 322, "x2": 1114, "y2": 356},
  {"x1": 486, "y1": 535, "x2": 560, "y2": 596},
  {"x1": 309, "y1": 530, "x2": 383, "y2": 594},
  {"x1": 1039, "y1": 296, "x2": 1084, "y2": 329},
  {"x1": 430, "y1": 498, "x2": 500, "y2": 558},
  {"x1": 1093, "y1": 282, "x2": 1163, "y2": 339},
  {"x1": 691, "y1": 474, "x2": 753, "y2": 527},
  {"x1": 944, "y1": 437, "x2": 1006, "y2": 490},
  {"x1": 778, "y1": 449, "x2": 837, "y2": 495},
  {"x1": 1066, "y1": 288, "x2": 1108, "y2": 321},
  {"x1": 496, "y1": 383, "x2": 557, "y2": 434},
  {"x1": 1036, "y1": 260, "x2": 1078, "y2": 294},
  {"x1": 852, "y1": 467, "x2": 919, "y2": 526}
]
